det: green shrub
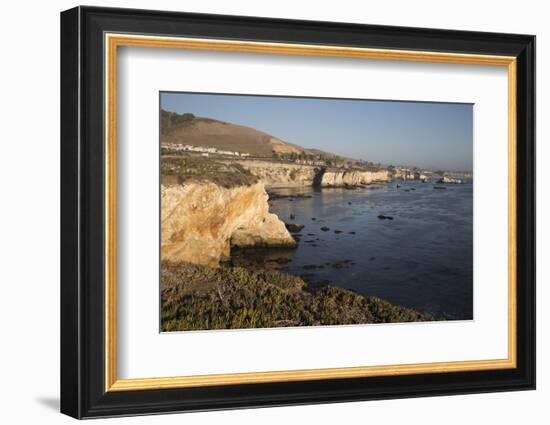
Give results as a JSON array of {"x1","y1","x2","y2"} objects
[{"x1": 160, "y1": 261, "x2": 434, "y2": 331}]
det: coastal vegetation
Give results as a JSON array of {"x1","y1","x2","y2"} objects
[
  {"x1": 161, "y1": 156, "x2": 258, "y2": 188},
  {"x1": 161, "y1": 261, "x2": 433, "y2": 331}
]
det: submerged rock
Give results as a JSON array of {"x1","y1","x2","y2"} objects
[
  {"x1": 274, "y1": 257, "x2": 292, "y2": 264},
  {"x1": 320, "y1": 226, "x2": 330, "y2": 232},
  {"x1": 285, "y1": 223, "x2": 305, "y2": 233},
  {"x1": 332, "y1": 259, "x2": 353, "y2": 269},
  {"x1": 377, "y1": 214, "x2": 394, "y2": 220},
  {"x1": 303, "y1": 264, "x2": 324, "y2": 270}
]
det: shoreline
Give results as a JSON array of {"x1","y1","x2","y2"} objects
[
  {"x1": 161, "y1": 260, "x2": 435, "y2": 332},
  {"x1": 160, "y1": 156, "x2": 473, "y2": 321},
  {"x1": 260, "y1": 180, "x2": 473, "y2": 320}
]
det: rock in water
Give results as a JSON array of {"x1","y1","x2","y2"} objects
[
  {"x1": 436, "y1": 176, "x2": 464, "y2": 184},
  {"x1": 285, "y1": 223, "x2": 305, "y2": 233},
  {"x1": 377, "y1": 214, "x2": 394, "y2": 220}
]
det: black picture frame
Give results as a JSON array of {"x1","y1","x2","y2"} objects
[{"x1": 60, "y1": 5, "x2": 535, "y2": 419}]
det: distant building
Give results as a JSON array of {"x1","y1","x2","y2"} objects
[{"x1": 160, "y1": 143, "x2": 251, "y2": 158}]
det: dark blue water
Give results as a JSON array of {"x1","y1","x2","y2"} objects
[{"x1": 231, "y1": 181, "x2": 473, "y2": 320}]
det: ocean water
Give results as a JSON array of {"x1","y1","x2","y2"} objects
[{"x1": 230, "y1": 180, "x2": 473, "y2": 320}]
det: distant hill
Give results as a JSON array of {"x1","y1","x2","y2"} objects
[{"x1": 161, "y1": 110, "x2": 309, "y2": 157}]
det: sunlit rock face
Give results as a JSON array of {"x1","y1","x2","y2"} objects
[
  {"x1": 320, "y1": 169, "x2": 390, "y2": 187},
  {"x1": 233, "y1": 160, "x2": 319, "y2": 187},
  {"x1": 161, "y1": 181, "x2": 296, "y2": 267}
]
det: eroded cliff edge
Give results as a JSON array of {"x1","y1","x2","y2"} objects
[
  {"x1": 161, "y1": 181, "x2": 296, "y2": 267},
  {"x1": 232, "y1": 160, "x2": 391, "y2": 187},
  {"x1": 320, "y1": 169, "x2": 390, "y2": 187}
]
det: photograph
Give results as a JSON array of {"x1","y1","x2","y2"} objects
[
  {"x1": 160, "y1": 92, "x2": 473, "y2": 332},
  {"x1": 57, "y1": 5, "x2": 536, "y2": 419}
]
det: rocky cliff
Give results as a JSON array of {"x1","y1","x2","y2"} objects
[
  {"x1": 230, "y1": 161, "x2": 391, "y2": 188},
  {"x1": 229, "y1": 160, "x2": 319, "y2": 187},
  {"x1": 320, "y1": 169, "x2": 390, "y2": 187},
  {"x1": 161, "y1": 181, "x2": 296, "y2": 267}
]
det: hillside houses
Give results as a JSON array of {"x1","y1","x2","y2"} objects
[{"x1": 161, "y1": 143, "x2": 250, "y2": 158}]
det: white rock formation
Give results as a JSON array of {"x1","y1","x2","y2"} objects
[
  {"x1": 320, "y1": 169, "x2": 390, "y2": 187},
  {"x1": 161, "y1": 182, "x2": 296, "y2": 267}
]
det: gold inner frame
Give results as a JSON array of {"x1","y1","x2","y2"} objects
[{"x1": 104, "y1": 33, "x2": 517, "y2": 392}]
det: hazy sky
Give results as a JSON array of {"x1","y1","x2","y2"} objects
[{"x1": 161, "y1": 92, "x2": 473, "y2": 171}]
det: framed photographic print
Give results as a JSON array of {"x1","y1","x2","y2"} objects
[{"x1": 60, "y1": 6, "x2": 536, "y2": 419}]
